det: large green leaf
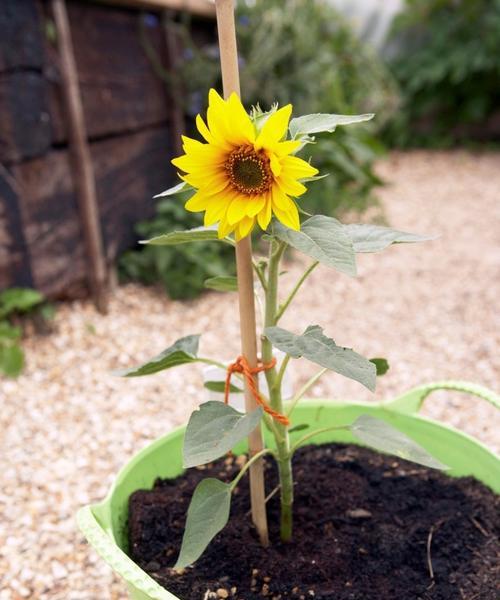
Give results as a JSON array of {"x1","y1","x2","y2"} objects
[
  {"x1": 0, "y1": 288, "x2": 44, "y2": 318},
  {"x1": 140, "y1": 226, "x2": 224, "y2": 246},
  {"x1": 183, "y1": 401, "x2": 262, "y2": 468},
  {"x1": 344, "y1": 224, "x2": 434, "y2": 253},
  {"x1": 114, "y1": 335, "x2": 200, "y2": 377},
  {"x1": 351, "y1": 415, "x2": 448, "y2": 470},
  {"x1": 175, "y1": 478, "x2": 231, "y2": 568},
  {"x1": 153, "y1": 180, "x2": 193, "y2": 198},
  {"x1": 265, "y1": 325, "x2": 376, "y2": 391},
  {"x1": 273, "y1": 216, "x2": 356, "y2": 276},
  {"x1": 204, "y1": 276, "x2": 238, "y2": 292},
  {"x1": 289, "y1": 113, "x2": 374, "y2": 138}
]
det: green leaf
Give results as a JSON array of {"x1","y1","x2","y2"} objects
[
  {"x1": 370, "y1": 357, "x2": 390, "y2": 376},
  {"x1": 114, "y1": 335, "x2": 200, "y2": 377},
  {"x1": 183, "y1": 401, "x2": 262, "y2": 468},
  {"x1": 0, "y1": 344, "x2": 24, "y2": 378},
  {"x1": 344, "y1": 224, "x2": 435, "y2": 253},
  {"x1": 0, "y1": 288, "x2": 44, "y2": 318},
  {"x1": 140, "y1": 226, "x2": 227, "y2": 246},
  {"x1": 289, "y1": 113, "x2": 374, "y2": 138},
  {"x1": 175, "y1": 478, "x2": 231, "y2": 568},
  {"x1": 204, "y1": 276, "x2": 238, "y2": 292},
  {"x1": 153, "y1": 180, "x2": 193, "y2": 198},
  {"x1": 204, "y1": 381, "x2": 243, "y2": 394},
  {"x1": 351, "y1": 415, "x2": 448, "y2": 470},
  {"x1": 0, "y1": 321, "x2": 21, "y2": 340},
  {"x1": 300, "y1": 173, "x2": 329, "y2": 183},
  {"x1": 273, "y1": 216, "x2": 357, "y2": 277},
  {"x1": 265, "y1": 325, "x2": 376, "y2": 391}
]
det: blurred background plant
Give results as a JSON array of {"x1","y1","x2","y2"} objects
[
  {"x1": 0, "y1": 288, "x2": 53, "y2": 378},
  {"x1": 384, "y1": 0, "x2": 500, "y2": 147},
  {"x1": 118, "y1": 198, "x2": 235, "y2": 300}
]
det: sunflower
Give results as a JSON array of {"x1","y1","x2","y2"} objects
[{"x1": 171, "y1": 89, "x2": 318, "y2": 240}]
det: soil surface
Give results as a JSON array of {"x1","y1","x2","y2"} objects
[{"x1": 129, "y1": 444, "x2": 499, "y2": 600}]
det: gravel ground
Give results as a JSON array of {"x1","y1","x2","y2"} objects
[{"x1": 1, "y1": 150, "x2": 499, "y2": 599}]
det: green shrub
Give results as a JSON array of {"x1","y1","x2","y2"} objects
[
  {"x1": 118, "y1": 199, "x2": 235, "y2": 300},
  {"x1": 0, "y1": 288, "x2": 50, "y2": 378},
  {"x1": 385, "y1": 0, "x2": 500, "y2": 147}
]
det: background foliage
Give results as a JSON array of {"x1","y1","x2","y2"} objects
[
  {"x1": 0, "y1": 288, "x2": 52, "y2": 378},
  {"x1": 121, "y1": 0, "x2": 398, "y2": 298},
  {"x1": 384, "y1": 0, "x2": 500, "y2": 147},
  {"x1": 119, "y1": 199, "x2": 235, "y2": 299}
]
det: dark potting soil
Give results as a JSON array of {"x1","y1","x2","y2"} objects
[{"x1": 128, "y1": 444, "x2": 499, "y2": 600}]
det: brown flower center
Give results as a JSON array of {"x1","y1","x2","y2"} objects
[{"x1": 225, "y1": 146, "x2": 273, "y2": 195}]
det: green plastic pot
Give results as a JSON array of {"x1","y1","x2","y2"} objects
[{"x1": 78, "y1": 381, "x2": 499, "y2": 600}]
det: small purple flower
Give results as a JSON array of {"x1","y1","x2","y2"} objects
[
  {"x1": 238, "y1": 15, "x2": 250, "y2": 27},
  {"x1": 143, "y1": 13, "x2": 159, "y2": 28},
  {"x1": 183, "y1": 48, "x2": 194, "y2": 61}
]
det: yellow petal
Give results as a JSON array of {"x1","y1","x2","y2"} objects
[
  {"x1": 235, "y1": 216, "x2": 255, "y2": 240},
  {"x1": 228, "y1": 93, "x2": 255, "y2": 144},
  {"x1": 270, "y1": 185, "x2": 291, "y2": 211},
  {"x1": 185, "y1": 191, "x2": 210, "y2": 212},
  {"x1": 227, "y1": 193, "x2": 248, "y2": 225},
  {"x1": 246, "y1": 195, "x2": 266, "y2": 217},
  {"x1": 274, "y1": 139, "x2": 301, "y2": 157},
  {"x1": 257, "y1": 192, "x2": 273, "y2": 230},
  {"x1": 273, "y1": 200, "x2": 300, "y2": 231},
  {"x1": 255, "y1": 104, "x2": 292, "y2": 150},
  {"x1": 204, "y1": 197, "x2": 228, "y2": 226},
  {"x1": 218, "y1": 217, "x2": 236, "y2": 239},
  {"x1": 281, "y1": 155, "x2": 319, "y2": 178},
  {"x1": 277, "y1": 175, "x2": 307, "y2": 197},
  {"x1": 196, "y1": 115, "x2": 213, "y2": 144},
  {"x1": 269, "y1": 152, "x2": 282, "y2": 177}
]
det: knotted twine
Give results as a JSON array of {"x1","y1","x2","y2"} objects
[{"x1": 224, "y1": 355, "x2": 290, "y2": 426}]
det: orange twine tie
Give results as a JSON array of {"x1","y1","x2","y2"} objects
[{"x1": 224, "y1": 355, "x2": 290, "y2": 426}]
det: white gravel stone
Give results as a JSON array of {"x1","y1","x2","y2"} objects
[{"x1": 0, "y1": 150, "x2": 498, "y2": 599}]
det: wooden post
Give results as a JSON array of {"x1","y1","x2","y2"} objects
[
  {"x1": 214, "y1": 0, "x2": 269, "y2": 546},
  {"x1": 51, "y1": 0, "x2": 108, "y2": 313},
  {"x1": 162, "y1": 10, "x2": 185, "y2": 156}
]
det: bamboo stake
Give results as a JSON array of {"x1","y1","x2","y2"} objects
[
  {"x1": 214, "y1": 0, "x2": 269, "y2": 546},
  {"x1": 51, "y1": 0, "x2": 108, "y2": 313}
]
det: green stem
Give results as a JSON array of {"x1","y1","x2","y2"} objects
[
  {"x1": 286, "y1": 367, "x2": 328, "y2": 417},
  {"x1": 261, "y1": 239, "x2": 293, "y2": 542},
  {"x1": 253, "y1": 260, "x2": 268, "y2": 292},
  {"x1": 230, "y1": 448, "x2": 273, "y2": 492},
  {"x1": 273, "y1": 354, "x2": 291, "y2": 394},
  {"x1": 198, "y1": 358, "x2": 230, "y2": 371},
  {"x1": 275, "y1": 261, "x2": 319, "y2": 323}
]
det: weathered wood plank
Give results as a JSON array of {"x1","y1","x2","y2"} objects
[
  {"x1": 97, "y1": 0, "x2": 215, "y2": 19},
  {"x1": 11, "y1": 126, "x2": 172, "y2": 298},
  {"x1": 93, "y1": 126, "x2": 172, "y2": 258},
  {"x1": 0, "y1": 167, "x2": 34, "y2": 291},
  {"x1": 48, "y1": 1, "x2": 171, "y2": 142},
  {"x1": 0, "y1": 72, "x2": 51, "y2": 163},
  {"x1": 0, "y1": 0, "x2": 44, "y2": 72}
]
